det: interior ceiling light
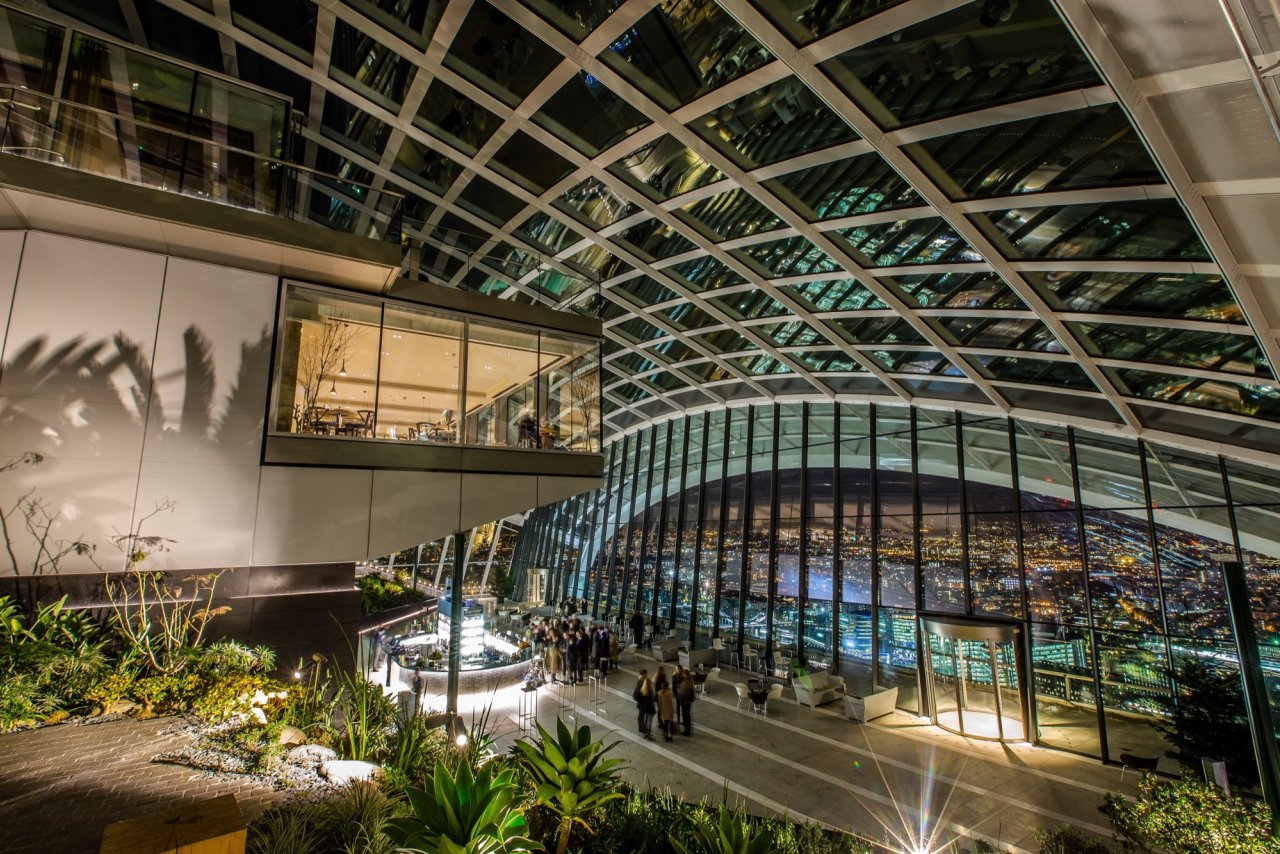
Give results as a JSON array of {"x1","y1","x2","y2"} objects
[{"x1": 329, "y1": 378, "x2": 337, "y2": 395}]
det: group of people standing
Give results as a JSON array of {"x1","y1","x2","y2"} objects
[
  {"x1": 632, "y1": 665, "x2": 697, "y2": 742},
  {"x1": 531, "y1": 615, "x2": 618, "y2": 685}
]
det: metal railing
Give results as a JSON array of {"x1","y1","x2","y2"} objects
[{"x1": 0, "y1": 86, "x2": 404, "y2": 244}]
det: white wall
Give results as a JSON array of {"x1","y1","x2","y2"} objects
[{"x1": 0, "y1": 231, "x2": 591, "y2": 575}]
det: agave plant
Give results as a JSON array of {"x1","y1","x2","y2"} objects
[
  {"x1": 385, "y1": 759, "x2": 541, "y2": 854},
  {"x1": 670, "y1": 804, "x2": 774, "y2": 854},
  {"x1": 513, "y1": 719, "x2": 625, "y2": 854}
]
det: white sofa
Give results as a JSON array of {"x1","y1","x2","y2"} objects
[
  {"x1": 679, "y1": 646, "x2": 718, "y2": 670},
  {"x1": 651, "y1": 640, "x2": 681, "y2": 662},
  {"x1": 793, "y1": 671, "x2": 846, "y2": 708},
  {"x1": 844, "y1": 686, "x2": 898, "y2": 723}
]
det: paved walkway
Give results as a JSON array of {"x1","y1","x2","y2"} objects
[{"x1": 0, "y1": 717, "x2": 281, "y2": 853}]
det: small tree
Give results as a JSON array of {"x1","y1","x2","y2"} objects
[
  {"x1": 514, "y1": 720, "x2": 624, "y2": 854},
  {"x1": 293, "y1": 315, "x2": 361, "y2": 431},
  {"x1": 1152, "y1": 658, "x2": 1258, "y2": 788}
]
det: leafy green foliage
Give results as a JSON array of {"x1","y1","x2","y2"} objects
[
  {"x1": 1102, "y1": 773, "x2": 1280, "y2": 853},
  {"x1": 332, "y1": 666, "x2": 397, "y2": 761},
  {"x1": 1152, "y1": 659, "x2": 1258, "y2": 788},
  {"x1": 249, "y1": 782, "x2": 401, "y2": 854},
  {"x1": 1035, "y1": 824, "x2": 1113, "y2": 854},
  {"x1": 386, "y1": 760, "x2": 543, "y2": 854},
  {"x1": 514, "y1": 719, "x2": 625, "y2": 854},
  {"x1": 0, "y1": 595, "x2": 110, "y2": 729},
  {"x1": 671, "y1": 803, "x2": 774, "y2": 854},
  {"x1": 357, "y1": 571, "x2": 426, "y2": 616}
]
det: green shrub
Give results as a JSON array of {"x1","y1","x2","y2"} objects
[
  {"x1": 514, "y1": 720, "x2": 625, "y2": 854},
  {"x1": 1102, "y1": 773, "x2": 1280, "y2": 854},
  {"x1": 672, "y1": 803, "x2": 773, "y2": 854},
  {"x1": 1035, "y1": 824, "x2": 1113, "y2": 854},
  {"x1": 387, "y1": 759, "x2": 541, "y2": 854},
  {"x1": 357, "y1": 573, "x2": 426, "y2": 615}
]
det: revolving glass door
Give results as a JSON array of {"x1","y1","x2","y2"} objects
[{"x1": 921, "y1": 618, "x2": 1025, "y2": 742}]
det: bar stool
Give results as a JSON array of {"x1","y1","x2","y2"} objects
[{"x1": 742, "y1": 646, "x2": 759, "y2": 673}]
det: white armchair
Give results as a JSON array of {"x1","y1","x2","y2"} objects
[
  {"x1": 844, "y1": 686, "x2": 898, "y2": 723},
  {"x1": 793, "y1": 671, "x2": 846, "y2": 708}
]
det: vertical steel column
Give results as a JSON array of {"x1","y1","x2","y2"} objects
[
  {"x1": 690, "y1": 412, "x2": 711, "y2": 648},
  {"x1": 446, "y1": 530, "x2": 465, "y2": 719},
  {"x1": 831, "y1": 405, "x2": 843, "y2": 673},
  {"x1": 797, "y1": 403, "x2": 810, "y2": 666},
  {"x1": 652, "y1": 421, "x2": 675, "y2": 627},
  {"x1": 1007, "y1": 418, "x2": 1038, "y2": 745},
  {"x1": 870, "y1": 405, "x2": 880, "y2": 692},
  {"x1": 1068, "y1": 427, "x2": 1111, "y2": 763},
  {"x1": 712, "y1": 410, "x2": 732, "y2": 641},
  {"x1": 911, "y1": 409, "x2": 926, "y2": 711},
  {"x1": 736, "y1": 407, "x2": 755, "y2": 660},
  {"x1": 665, "y1": 418, "x2": 691, "y2": 630},
  {"x1": 764, "y1": 405, "x2": 781, "y2": 663},
  {"x1": 956, "y1": 414, "x2": 972, "y2": 615}
]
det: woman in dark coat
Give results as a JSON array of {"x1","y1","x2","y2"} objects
[{"x1": 633, "y1": 670, "x2": 655, "y2": 740}]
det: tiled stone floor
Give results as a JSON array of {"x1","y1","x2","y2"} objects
[{"x1": 0, "y1": 717, "x2": 281, "y2": 853}]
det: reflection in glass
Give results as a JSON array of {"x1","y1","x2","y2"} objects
[
  {"x1": 692, "y1": 77, "x2": 858, "y2": 168},
  {"x1": 1116, "y1": 370, "x2": 1280, "y2": 422},
  {"x1": 1076, "y1": 323, "x2": 1269, "y2": 378},
  {"x1": 1031, "y1": 272, "x2": 1240, "y2": 321},
  {"x1": 971, "y1": 200, "x2": 1211, "y2": 261},
  {"x1": 329, "y1": 19, "x2": 416, "y2": 109},
  {"x1": 840, "y1": 217, "x2": 980, "y2": 266},
  {"x1": 819, "y1": 0, "x2": 1098, "y2": 129},
  {"x1": 603, "y1": 0, "x2": 772, "y2": 109},
  {"x1": 414, "y1": 79, "x2": 499, "y2": 155},
  {"x1": 766, "y1": 153, "x2": 920, "y2": 221},
  {"x1": 751, "y1": 0, "x2": 903, "y2": 46},
  {"x1": 906, "y1": 104, "x2": 1161, "y2": 200},
  {"x1": 444, "y1": 3, "x2": 561, "y2": 105},
  {"x1": 535, "y1": 70, "x2": 648, "y2": 155}
]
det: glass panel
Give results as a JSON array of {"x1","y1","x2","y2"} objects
[
  {"x1": 972, "y1": 355, "x2": 1097, "y2": 390},
  {"x1": 752, "y1": 0, "x2": 904, "y2": 46},
  {"x1": 839, "y1": 217, "x2": 981, "y2": 266},
  {"x1": 1032, "y1": 627, "x2": 1101, "y2": 756},
  {"x1": 329, "y1": 18, "x2": 417, "y2": 109},
  {"x1": 1083, "y1": 510, "x2": 1161, "y2": 632},
  {"x1": 556, "y1": 176, "x2": 639, "y2": 230},
  {"x1": 609, "y1": 134, "x2": 724, "y2": 201},
  {"x1": 463, "y1": 321, "x2": 540, "y2": 447},
  {"x1": 679, "y1": 187, "x2": 783, "y2": 241},
  {"x1": 1152, "y1": 505, "x2": 1234, "y2": 640},
  {"x1": 1116, "y1": 370, "x2": 1280, "y2": 421},
  {"x1": 765, "y1": 153, "x2": 921, "y2": 221},
  {"x1": 602, "y1": 1, "x2": 773, "y2": 110},
  {"x1": 691, "y1": 77, "x2": 858, "y2": 168},
  {"x1": 819, "y1": 0, "x2": 1098, "y2": 129},
  {"x1": 443, "y1": 4, "x2": 562, "y2": 106},
  {"x1": 906, "y1": 104, "x2": 1161, "y2": 200},
  {"x1": 885, "y1": 273, "x2": 1024, "y2": 310},
  {"x1": 273, "y1": 286, "x2": 383, "y2": 435},
  {"x1": 413, "y1": 79, "x2": 500, "y2": 155},
  {"x1": 971, "y1": 200, "x2": 1211, "y2": 261},
  {"x1": 783, "y1": 278, "x2": 887, "y2": 312},
  {"x1": 1075, "y1": 323, "x2": 1269, "y2": 379},
  {"x1": 0, "y1": 7, "x2": 64, "y2": 94},
  {"x1": 1074, "y1": 434, "x2": 1145, "y2": 509},
  {"x1": 878, "y1": 607, "x2": 917, "y2": 714},
  {"x1": 534, "y1": 70, "x2": 649, "y2": 156},
  {"x1": 518, "y1": 0, "x2": 624, "y2": 41},
  {"x1": 542, "y1": 334, "x2": 601, "y2": 451},
  {"x1": 1022, "y1": 509, "x2": 1087, "y2": 626},
  {"x1": 838, "y1": 601, "x2": 873, "y2": 691},
  {"x1": 1031, "y1": 272, "x2": 1240, "y2": 321},
  {"x1": 921, "y1": 512, "x2": 964, "y2": 612},
  {"x1": 491, "y1": 131, "x2": 576, "y2": 194},
  {"x1": 733, "y1": 234, "x2": 839, "y2": 277},
  {"x1": 376, "y1": 304, "x2": 463, "y2": 442},
  {"x1": 1097, "y1": 630, "x2": 1171, "y2": 763},
  {"x1": 969, "y1": 512, "x2": 1022, "y2": 617}
]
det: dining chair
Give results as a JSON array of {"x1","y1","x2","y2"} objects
[
  {"x1": 734, "y1": 683, "x2": 750, "y2": 711},
  {"x1": 764, "y1": 682, "x2": 783, "y2": 716}
]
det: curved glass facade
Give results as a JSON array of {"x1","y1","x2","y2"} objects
[{"x1": 516, "y1": 402, "x2": 1280, "y2": 762}]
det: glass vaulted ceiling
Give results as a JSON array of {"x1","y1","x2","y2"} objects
[{"x1": 51, "y1": 0, "x2": 1279, "y2": 453}]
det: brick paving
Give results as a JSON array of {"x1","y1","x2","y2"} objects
[{"x1": 0, "y1": 717, "x2": 282, "y2": 853}]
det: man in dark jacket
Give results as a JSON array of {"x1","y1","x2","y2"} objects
[
  {"x1": 574, "y1": 629, "x2": 592, "y2": 683},
  {"x1": 675, "y1": 665, "x2": 696, "y2": 735},
  {"x1": 629, "y1": 609, "x2": 645, "y2": 648},
  {"x1": 593, "y1": 626, "x2": 610, "y2": 674}
]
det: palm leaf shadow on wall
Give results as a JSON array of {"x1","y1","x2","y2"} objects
[{"x1": 0, "y1": 324, "x2": 273, "y2": 578}]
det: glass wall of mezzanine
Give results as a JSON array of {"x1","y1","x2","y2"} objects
[
  {"x1": 270, "y1": 283, "x2": 601, "y2": 452},
  {"x1": 517, "y1": 401, "x2": 1280, "y2": 766}
]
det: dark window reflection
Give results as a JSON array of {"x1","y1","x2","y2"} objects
[
  {"x1": 784, "y1": 279, "x2": 887, "y2": 311},
  {"x1": 766, "y1": 152, "x2": 921, "y2": 221},
  {"x1": 971, "y1": 200, "x2": 1211, "y2": 261},
  {"x1": 555, "y1": 177, "x2": 639, "y2": 230},
  {"x1": 616, "y1": 218, "x2": 697, "y2": 261},
  {"x1": 231, "y1": 0, "x2": 316, "y2": 59},
  {"x1": 414, "y1": 80, "x2": 499, "y2": 155},
  {"x1": 615, "y1": 275, "x2": 681, "y2": 306},
  {"x1": 679, "y1": 187, "x2": 783, "y2": 240},
  {"x1": 609, "y1": 135, "x2": 724, "y2": 201},
  {"x1": 1031, "y1": 272, "x2": 1241, "y2": 322},
  {"x1": 491, "y1": 130, "x2": 576, "y2": 194},
  {"x1": 691, "y1": 77, "x2": 858, "y2": 168},
  {"x1": 751, "y1": 0, "x2": 904, "y2": 46},
  {"x1": 444, "y1": 3, "x2": 561, "y2": 106},
  {"x1": 836, "y1": 316, "x2": 924, "y2": 344},
  {"x1": 906, "y1": 104, "x2": 1162, "y2": 200},
  {"x1": 944, "y1": 317, "x2": 1062, "y2": 352},
  {"x1": 456, "y1": 175, "x2": 526, "y2": 226},
  {"x1": 329, "y1": 18, "x2": 416, "y2": 109},
  {"x1": 733, "y1": 235, "x2": 840, "y2": 277},
  {"x1": 885, "y1": 273, "x2": 1024, "y2": 310},
  {"x1": 518, "y1": 0, "x2": 623, "y2": 40},
  {"x1": 535, "y1": 71, "x2": 649, "y2": 156},
  {"x1": 840, "y1": 217, "x2": 981, "y2": 266},
  {"x1": 1115, "y1": 370, "x2": 1280, "y2": 421},
  {"x1": 708, "y1": 291, "x2": 788, "y2": 320},
  {"x1": 393, "y1": 135, "x2": 463, "y2": 194},
  {"x1": 668, "y1": 257, "x2": 746, "y2": 291},
  {"x1": 348, "y1": 0, "x2": 443, "y2": 48},
  {"x1": 322, "y1": 93, "x2": 391, "y2": 155},
  {"x1": 820, "y1": 0, "x2": 1098, "y2": 129},
  {"x1": 515, "y1": 211, "x2": 582, "y2": 254},
  {"x1": 972, "y1": 354, "x2": 1096, "y2": 389},
  {"x1": 603, "y1": 1, "x2": 773, "y2": 110},
  {"x1": 1075, "y1": 323, "x2": 1270, "y2": 378}
]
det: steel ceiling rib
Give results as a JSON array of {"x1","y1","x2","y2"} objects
[
  {"x1": 1049, "y1": 0, "x2": 1280, "y2": 387},
  {"x1": 713, "y1": 0, "x2": 1145, "y2": 433},
  {"x1": 488, "y1": 0, "x2": 1004, "y2": 409}
]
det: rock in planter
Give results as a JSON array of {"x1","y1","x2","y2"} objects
[
  {"x1": 278, "y1": 725, "x2": 306, "y2": 746},
  {"x1": 289, "y1": 744, "x2": 337, "y2": 763},
  {"x1": 321, "y1": 760, "x2": 382, "y2": 785},
  {"x1": 104, "y1": 700, "x2": 136, "y2": 716}
]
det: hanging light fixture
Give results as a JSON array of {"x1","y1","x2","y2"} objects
[
  {"x1": 329, "y1": 377, "x2": 338, "y2": 396},
  {"x1": 339, "y1": 358, "x2": 347, "y2": 377}
]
